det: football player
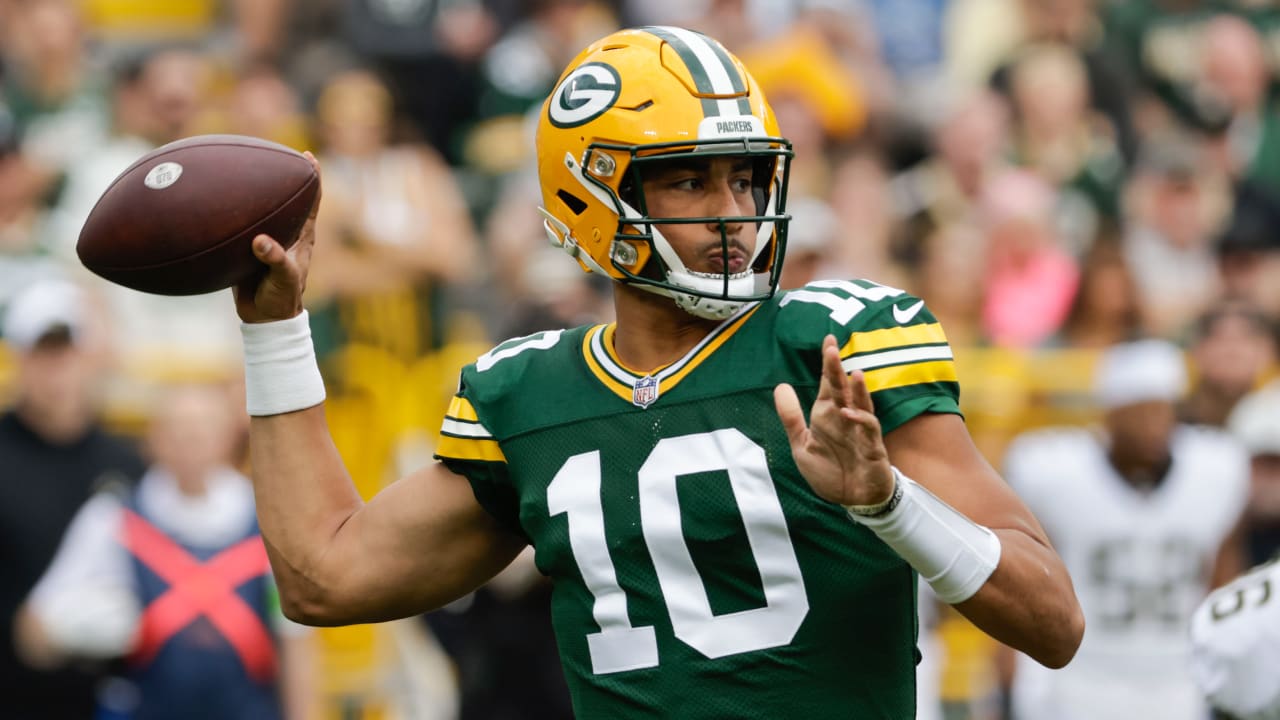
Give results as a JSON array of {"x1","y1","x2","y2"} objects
[
  {"x1": 1191, "y1": 557, "x2": 1280, "y2": 720},
  {"x1": 1004, "y1": 339, "x2": 1250, "y2": 720},
  {"x1": 233, "y1": 27, "x2": 1083, "y2": 717}
]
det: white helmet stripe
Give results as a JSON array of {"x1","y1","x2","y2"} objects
[
  {"x1": 660, "y1": 27, "x2": 742, "y2": 118},
  {"x1": 643, "y1": 26, "x2": 752, "y2": 119}
]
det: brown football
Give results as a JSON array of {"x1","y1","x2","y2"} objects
[{"x1": 77, "y1": 134, "x2": 319, "y2": 296}]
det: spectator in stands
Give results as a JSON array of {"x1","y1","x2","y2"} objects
[
  {"x1": 987, "y1": 0, "x2": 1139, "y2": 167},
  {"x1": 1122, "y1": 133, "x2": 1229, "y2": 338},
  {"x1": 14, "y1": 382, "x2": 313, "y2": 720},
  {"x1": 0, "y1": 113, "x2": 63, "y2": 311},
  {"x1": 1005, "y1": 43, "x2": 1126, "y2": 239},
  {"x1": 1099, "y1": 0, "x2": 1227, "y2": 135},
  {"x1": 826, "y1": 150, "x2": 910, "y2": 289},
  {"x1": 1049, "y1": 237, "x2": 1145, "y2": 350},
  {"x1": 473, "y1": 0, "x2": 617, "y2": 127},
  {"x1": 0, "y1": 0, "x2": 109, "y2": 210},
  {"x1": 911, "y1": 223, "x2": 987, "y2": 350},
  {"x1": 1003, "y1": 339, "x2": 1250, "y2": 720},
  {"x1": 308, "y1": 68, "x2": 480, "y2": 365},
  {"x1": 1181, "y1": 302, "x2": 1276, "y2": 428},
  {"x1": 892, "y1": 90, "x2": 1010, "y2": 259},
  {"x1": 1197, "y1": 15, "x2": 1280, "y2": 195},
  {"x1": 979, "y1": 168, "x2": 1080, "y2": 348},
  {"x1": 225, "y1": 0, "x2": 296, "y2": 67},
  {"x1": 45, "y1": 45, "x2": 215, "y2": 262},
  {"x1": 736, "y1": 22, "x2": 869, "y2": 197},
  {"x1": 1226, "y1": 382, "x2": 1280, "y2": 568},
  {"x1": 0, "y1": 279, "x2": 147, "y2": 720},
  {"x1": 45, "y1": 46, "x2": 241, "y2": 374},
  {"x1": 225, "y1": 63, "x2": 309, "y2": 152},
  {"x1": 1217, "y1": 180, "x2": 1280, "y2": 321},
  {"x1": 340, "y1": 0, "x2": 499, "y2": 163}
]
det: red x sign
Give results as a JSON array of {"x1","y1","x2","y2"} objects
[{"x1": 120, "y1": 510, "x2": 277, "y2": 681}]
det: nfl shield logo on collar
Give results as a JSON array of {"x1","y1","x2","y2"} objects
[{"x1": 632, "y1": 375, "x2": 659, "y2": 408}]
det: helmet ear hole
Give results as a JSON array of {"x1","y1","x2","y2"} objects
[{"x1": 557, "y1": 190, "x2": 588, "y2": 215}]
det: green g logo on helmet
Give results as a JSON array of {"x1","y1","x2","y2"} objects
[{"x1": 548, "y1": 62, "x2": 621, "y2": 128}]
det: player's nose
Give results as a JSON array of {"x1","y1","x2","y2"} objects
[{"x1": 704, "y1": 181, "x2": 746, "y2": 234}]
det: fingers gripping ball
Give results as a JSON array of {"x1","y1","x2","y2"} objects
[{"x1": 77, "y1": 134, "x2": 319, "y2": 296}]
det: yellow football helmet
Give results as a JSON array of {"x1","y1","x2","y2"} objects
[{"x1": 536, "y1": 26, "x2": 793, "y2": 320}]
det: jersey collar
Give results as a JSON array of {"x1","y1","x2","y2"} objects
[{"x1": 582, "y1": 302, "x2": 760, "y2": 405}]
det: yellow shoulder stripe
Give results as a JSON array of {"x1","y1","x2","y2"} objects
[
  {"x1": 436, "y1": 434, "x2": 506, "y2": 463},
  {"x1": 864, "y1": 360, "x2": 957, "y2": 393},
  {"x1": 445, "y1": 395, "x2": 480, "y2": 422},
  {"x1": 842, "y1": 323, "x2": 947, "y2": 357}
]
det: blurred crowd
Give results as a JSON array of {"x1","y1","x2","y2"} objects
[{"x1": 2, "y1": 0, "x2": 1280, "y2": 718}]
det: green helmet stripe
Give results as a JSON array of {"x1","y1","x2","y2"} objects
[
  {"x1": 701, "y1": 34, "x2": 754, "y2": 116},
  {"x1": 641, "y1": 26, "x2": 749, "y2": 118}
]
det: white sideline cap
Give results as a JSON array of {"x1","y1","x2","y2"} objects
[
  {"x1": 1094, "y1": 339, "x2": 1188, "y2": 409},
  {"x1": 2, "y1": 279, "x2": 87, "y2": 352}
]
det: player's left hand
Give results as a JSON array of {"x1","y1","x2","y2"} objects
[{"x1": 774, "y1": 334, "x2": 895, "y2": 507}]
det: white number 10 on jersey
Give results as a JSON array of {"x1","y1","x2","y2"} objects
[{"x1": 547, "y1": 428, "x2": 810, "y2": 674}]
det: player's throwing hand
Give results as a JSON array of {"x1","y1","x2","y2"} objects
[
  {"x1": 234, "y1": 152, "x2": 322, "y2": 324},
  {"x1": 774, "y1": 334, "x2": 896, "y2": 508}
]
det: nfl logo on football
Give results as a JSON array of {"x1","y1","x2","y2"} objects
[{"x1": 632, "y1": 376, "x2": 659, "y2": 409}]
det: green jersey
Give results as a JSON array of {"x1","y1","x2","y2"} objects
[{"x1": 435, "y1": 279, "x2": 961, "y2": 719}]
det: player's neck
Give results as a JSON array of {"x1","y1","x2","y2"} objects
[
  {"x1": 1107, "y1": 449, "x2": 1174, "y2": 493},
  {"x1": 611, "y1": 284, "x2": 720, "y2": 373}
]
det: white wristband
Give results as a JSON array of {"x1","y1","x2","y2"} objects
[
  {"x1": 848, "y1": 468, "x2": 1002, "y2": 604},
  {"x1": 241, "y1": 311, "x2": 326, "y2": 416}
]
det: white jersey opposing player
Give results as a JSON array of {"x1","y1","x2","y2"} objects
[
  {"x1": 1191, "y1": 557, "x2": 1280, "y2": 719},
  {"x1": 1191, "y1": 381, "x2": 1280, "y2": 719},
  {"x1": 1004, "y1": 340, "x2": 1250, "y2": 720}
]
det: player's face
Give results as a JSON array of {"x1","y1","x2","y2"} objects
[
  {"x1": 638, "y1": 156, "x2": 759, "y2": 276},
  {"x1": 1106, "y1": 400, "x2": 1176, "y2": 466},
  {"x1": 17, "y1": 335, "x2": 94, "y2": 427},
  {"x1": 1249, "y1": 454, "x2": 1280, "y2": 520}
]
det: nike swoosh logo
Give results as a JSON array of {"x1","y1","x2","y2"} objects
[{"x1": 892, "y1": 300, "x2": 925, "y2": 324}]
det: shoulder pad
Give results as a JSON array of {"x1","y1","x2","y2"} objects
[
  {"x1": 459, "y1": 327, "x2": 581, "y2": 402},
  {"x1": 774, "y1": 279, "x2": 938, "y2": 350}
]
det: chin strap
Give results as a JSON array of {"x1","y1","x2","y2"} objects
[{"x1": 672, "y1": 293, "x2": 745, "y2": 320}]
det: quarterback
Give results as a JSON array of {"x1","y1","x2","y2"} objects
[{"x1": 233, "y1": 27, "x2": 1083, "y2": 717}]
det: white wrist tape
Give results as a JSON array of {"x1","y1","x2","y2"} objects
[
  {"x1": 848, "y1": 468, "x2": 1002, "y2": 604},
  {"x1": 241, "y1": 311, "x2": 326, "y2": 416}
]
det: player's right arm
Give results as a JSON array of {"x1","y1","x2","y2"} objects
[
  {"x1": 247, "y1": 410, "x2": 526, "y2": 625},
  {"x1": 234, "y1": 156, "x2": 526, "y2": 625}
]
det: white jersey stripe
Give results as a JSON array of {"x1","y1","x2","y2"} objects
[
  {"x1": 842, "y1": 345, "x2": 954, "y2": 373},
  {"x1": 441, "y1": 417, "x2": 493, "y2": 439}
]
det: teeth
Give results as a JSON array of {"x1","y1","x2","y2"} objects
[{"x1": 691, "y1": 269, "x2": 752, "y2": 280}]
